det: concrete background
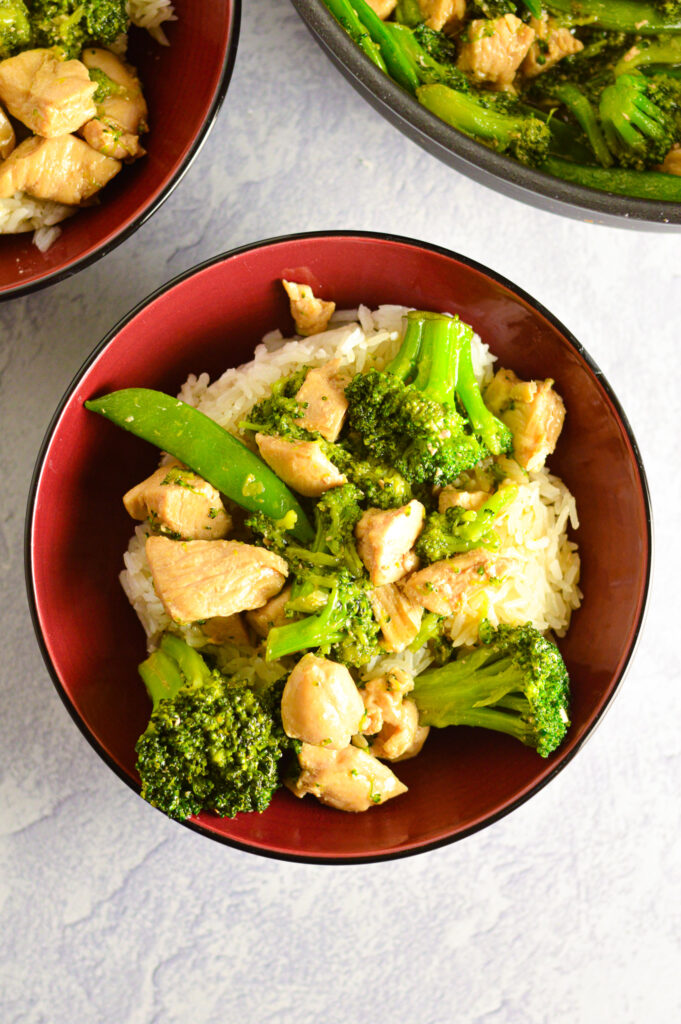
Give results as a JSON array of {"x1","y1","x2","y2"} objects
[{"x1": 1, "y1": 1, "x2": 679, "y2": 1021}]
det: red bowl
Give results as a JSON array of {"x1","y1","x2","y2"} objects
[
  {"x1": 0, "y1": 0, "x2": 240, "y2": 299},
  {"x1": 26, "y1": 232, "x2": 652, "y2": 863}
]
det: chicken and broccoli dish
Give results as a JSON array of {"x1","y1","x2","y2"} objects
[
  {"x1": 0, "y1": 1, "x2": 175, "y2": 248},
  {"x1": 322, "y1": 0, "x2": 681, "y2": 201},
  {"x1": 86, "y1": 283, "x2": 581, "y2": 820}
]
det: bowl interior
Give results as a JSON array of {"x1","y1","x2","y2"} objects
[
  {"x1": 0, "y1": 0, "x2": 237, "y2": 297},
  {"x1": 28, "y1": 234, "x2": 650, "y2": 862}
]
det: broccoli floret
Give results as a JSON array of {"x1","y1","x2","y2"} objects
[
  {"x1": 600, "y1": 72, "x2": 681, "y2": 168},
  {"x1": 328, "y1": 443, "x2": 413, "y2": 509},
  {"x1": 411, "y1": 623, "x2": 571, "y2": 757},
  {"x1": 383, "y1": 21, "x2": 470, "y2": 90},
  {"x1": 30, "y1": 0, "x2": 128, "y2": 59},
  {"x1": 346, "y1": 311, "x2": 511, "y2": 489},
  {"x1": 415, "y1": 485, "x2": 518, "y2": 564},
  {"x1": 0, "y1": 1, "x2": 31, "y2": 58},
  {"x1": 417, "y1": 82, "x2": 552, "y2": 167},
  {"x1": 239, "y1": 367, "x2": 309, "y2": 439},
  {"x1": 135, "y1": 634, "x2": 288, "y2": 820}
]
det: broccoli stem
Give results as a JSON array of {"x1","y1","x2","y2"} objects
[
  {"x1": 544, "y1": 155, "x2": 681, "y2": 198},
  {"x1": 453, "y1": 321, "x2": 510, "y2": 455},
  {"x1": 408, "y1": 611, "x2": 444, "y2": 652},
  {"x1": 551, "y1": 82, "x2": 613, "y2": 167},
  {"x1": 322, "y1": 0, "x2": 388, "y2": 71},
  {"x1": 266, "y1": 582, "x2": 344, "y2": 661},
  {"x1": 411, "y1": 313, "x2": 459, "y2": 405},
  {"x1": 615, "y1": 39, "x2": 681, "y2": 76},
  {"x1": 138, "y1": 649, "x2": 186, "y2": 709},
  {"x1": 545, "y1": 0, "x2": 681, "y2": 34},
  {"x1": 417, "y1": 83, "x2": 521, "y2": 151},
  {"x1": 386, "y1": 312, "x2": 424, "y2": 381}
]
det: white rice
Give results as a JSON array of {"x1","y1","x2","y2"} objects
[
  {"x1": 0, "y1": 1, "x2": 176, "y2": 249},
  {"x1": 121, "y1": 305, "x2": 581, "y2": 667}
]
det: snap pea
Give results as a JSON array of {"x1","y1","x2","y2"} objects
[
  {"x1": 84, "y1": 388, "x2": 314, "y2": 543},
  {"x1": 346, "y1": 0, "x2": 420, "y2": 93},
  {"x1": 545, "y1": 0, "x2": 681, "y2": 35}
]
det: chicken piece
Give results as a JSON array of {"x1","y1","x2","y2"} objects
[
  {"x1": 361, "y1": 669, "x2": 429, "y2": 762},
  {"x1": 369, "y1": 583, "x2": 423, "y2": 653},
  {"x1": 246, "y1": 585, "x2": 294, "y2": 639},
  {"x1": 522, "y1": 16, "x2": 583, "y2": 78},
  {"x1": 0, "y1": 104, "x2": 15, "y2": 160},
  {"x1": 123, "y1": 462, "x2": 231, "y2": 541},
  {"x1": 418, "y1": 0, "x2": 466, "y2": 32},
  {"x1": 658, "y1": 144, "x2": 681, "y2": 175},
  {"x1": 255, "y1": 433, "x2": 347, "y2": 497},
  {"x1": 145, "y1": 536, "x2": 288, "y2": 623},
  {"x1": 403, "y1": 549, "x2": 513, "y2": 616},
  {"x1": 438, "y1": 486, "x2": 489, "y2": 513},
  {"x1": 201, "y1": 614, "x2": 250, "y2": 647},
  {"x1": 356, "y1": 500, "x2": 425, "y2": 587},
  {"x1": 484, "y1": 367, "x2": 566, "y2": 472},
  {"x1": 0, "y1": 134, "x2": 121, "y2": 204},
  {"x1": 80, "y1": 48, "x2": 148, "y2": 161},
  {"x1": 0, "y1": 49, "x2": 96, "y2": 137},
  {"x1": 457, "y1": 15, "x2": 535, "y2": 88},
  {"x1": 281, "y1": 653, "x2": 366, "y2": 750},
  {"x1": 366, "y1": 0, "x2": 397, "y2": 17},
  {"x1": 282, "y1": 280, "x2": 335, "y2": 336},
  {"x1": 294, "y1": 358, "x2": 349, "y2": 442},
  {"x1": 287, "y1": 742, "x2": 407, "y2": 812}
]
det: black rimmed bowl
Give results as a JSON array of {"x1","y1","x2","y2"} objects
[
  {"x1": 26, "y1": 231, "x2": 652, "y2": 863},
  {"x1": 291, "y1": 0, "x2": 681, "y2": 229},
  {"x1": 0, "y1": 0, "x2": 240, "y2": 300}
]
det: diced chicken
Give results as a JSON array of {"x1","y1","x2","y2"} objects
[
  {"x1": 457, "y1": 15, "x2": 535, "y2": 88},
  {"x1": 369, "y1": 583, "x2": 423, "y2": 653},
  {"x1": 281, "y1": 653, "x2": 366, "y2": 750},
  {"x1": 366, "y1": 0, "x2": 397, "y2": 17},
  {"x1": 294, "y1": 358, "x2": 349, "y2": 442},
  {"x1": 438, "y1": 486, "x2": 489, "y2": 513},
  {"x1": 658, "y1": 144, "x2": 681, "y2": 175},
  {"x1": 484, "y1": 367, "x2": 566, "y2": 471},
  {"x1": 246, "y1": 585, "x2": 294, "y2": 638},
  {"x1": 403, "y1": 548, "x2": 513, "y2": 616},
  {"x1": 201, "y1": 614, "x2": 250, "y2": 647},
  {"x1": 0, "y1": 134, "x2": 121, "y2": 204},
  {"x1": 123, "y1": 461, "x2": 231, "y2": 541},
  {"x1": 418, "y1": 0, "x2": 466, "y2": 32},
  {"x1": 522, "y1": 16, "x2": 583, "y2": 78},
  {"x1": 287, "y1": 742, "x2": 407, "y2": 812},
  {"x1": 255, "y1": 433, "x2": 347, "y2": 497},
  {"x1": 80, "y1": 48, "x2": 148, "y2": 161},
  {"x1": 0, "y1": 105, "x2": 15, "y2": 160},
  {"x1": 360, "y1": 669, "x2": 429, "y2": 761},
  {"x1": 145, "y1": 536, "x2": 288, "y2": 623},
  {"x1": 356, "y1": 500, "x2": 425, "y2": 587},
  {"x1": 282, "y1": 279, "x2": 335, "y2": 336},
  {"x1": 0, "y1": 49, "x2": 96, "y2": 137}
]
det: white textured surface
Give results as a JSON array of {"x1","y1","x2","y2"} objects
[{"x1": 1, "y1": 2, "x2": 680, "y2": 1021}]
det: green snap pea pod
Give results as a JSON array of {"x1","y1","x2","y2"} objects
[
  {"x1": 520, "y1": 0, "x2": 543, "y2": 17},
  {"x1": 545, "y1": 0, "x2": 681, "y2": 35},
  {"x1": 84, "y1": 388, "x2": 314, "y2": 543},
  {"x1": 543, "y1": 156, "x2": 681, "y2": 201},
  {"x1": 348, "y1": 0, "x2": 421, "y2": 92},
  {"x1": 321, "y1": 0, "x2": 388, "y2": 72}
]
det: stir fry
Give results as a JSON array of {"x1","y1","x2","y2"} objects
[
  {"x1": 86, "y1": 287, "x2": 580, "y2": 819},
  {"x1": 321, "y1": 0, "x2": 681, "y2": 201}
]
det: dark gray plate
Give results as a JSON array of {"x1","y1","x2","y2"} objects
[{"x1": 291, "y1": 0, "x2": 681, "y2": 229}]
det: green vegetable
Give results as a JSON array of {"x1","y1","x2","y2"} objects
[
  {"x1": 30, "y1": 0, "x2": 128, "y2": 58},
  {"x1": 345, "y1": 0, "x2": 421, "y2": 91},
  {"x1": 135, "y1": 634, "x2": 289, "y2": 820},
  {"x1": 545, "y1": 81, "x2": 614, "y2": 166},
  {"x1": 599, "y1": 72, "x2": 681, "y2": 168},
  {"x1": 415, "y1": 485, "x2": 519, "y2": 564},
  {"x1": 614, "y1": 36, "x2": 681, "y2": 76},
  {"x1": 411, "y1": 623, "x2": 571, "y2": 757},
  {"x1": 322, "y1": 0, "x2": 387, "y2": 71},
  {"x1": 84, "y1": 388, "x2": 314, "y2": 542},
  {"x1": 545, "y1": 0, "x2": 681, "y2": 35},
  {"x1": 417, "y1": 83, "x2": 552, "y2": 167},
  {"x1": 0, "y1": 0, "x2": 32, "y2": 58},
  {"x1": 543, "y1": 154, "x2": 681, "y2": 197},
  {"x1": 345, "y1": 310, "x2": 510, "y2": 489},
  {"x1": 88, "y1": 65, "x2": 122, "y2": 102}
]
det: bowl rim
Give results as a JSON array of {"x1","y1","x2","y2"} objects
[
  {"x1": 2, "y1": 0, "x2": 242, "y2": 302},
  {"x1": 290, "y1": 0, "x2": 681, "y2": 229},
  {"x1": 24, "y1": 229, "x2": 653, "y2": 864}
]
